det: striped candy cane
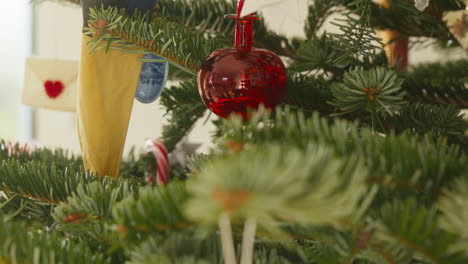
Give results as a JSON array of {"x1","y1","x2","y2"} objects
[{"x1": 145, "y1": 139, "x2": 170, "y2": 185}]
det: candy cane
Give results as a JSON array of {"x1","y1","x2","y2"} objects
[{"x1": 145, "y1": 139, "x2": 170, "y2": 185}]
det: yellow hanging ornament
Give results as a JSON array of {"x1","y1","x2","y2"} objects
[
  {"x1": 78, "y1": 1, "x2": 156, "y2": 179},
  {"x1": 77, "y1": 35, "x2": 142, "y2": 179}
]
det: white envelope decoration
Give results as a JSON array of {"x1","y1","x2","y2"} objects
[{"x1": 22, "y1": 57, "x2": 78, "y2": 112}]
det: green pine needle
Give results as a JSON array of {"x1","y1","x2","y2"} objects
[
  {"x1": 439, "y1": 179, "x2": 468, "y2": 254},
  {"x1": 186, "y1": 144, "x2": 369, "y2": 235},
  {"x1": 329, "y1": 67, "x2": 407, "y2": 117}
]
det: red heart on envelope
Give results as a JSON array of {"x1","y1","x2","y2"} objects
[{"x1": 44, "y1": 80, "x2": 65, "y2": 99}]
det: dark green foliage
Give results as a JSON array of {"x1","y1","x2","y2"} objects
[
  {"x1": 53, "y1": 180, "x2": 139, "y2": 226},
  {"x1": 86, "y1": 6, "x2": 224, "y2": 75},
  {"x1": 283, "y1": 73, "x2": 333, "y2": 113},
  {"x1": 329, "y1": 67, "x2": 407, "y2": 116},
  {"x1": 186, "y1": 143, "x2": 370, "y2": 231},
  {"x1": 0, "y1": 159, "x2": 96, "y2": 204},
  {"x1": 385, "y1": 103, "x2": 468, "y2": 151},
  {"x1": 126, "y1": 232, "x2": 223, "y2": 264},
  {"x1": 126, "y1": 232, "x2": 300, "y2": 264},
  {"x1": 298, "y1": 242, "x2": 344, "y2": 264},
  {"x1": 291, "y1": 35, "x2": 388, "y2": 78},
  {"x1": 387, "y1": 103, "x2": 467, "y2": 136},
  {"x1": 403, "y1": 59, "x2": 468, "y2": 108},
  {"x1": 0, "y1": 140, "x2": 81, "y2": 168},
  {"x1": 368, "y1": 0, "x2": 465, "y2": 42},
  {"x1": 159, "y1": 80, "x2": 207, "y2": 152},
  {"x1": 0, "y1": 217, "x2": 109, "y2": 264},
  {"x1": 156, "y1": 0, "x2": 237, "y2": 39},
  {"x1": 120, "y1": 149, "x2": 156, "y2": 179},
  {"x1": 372, "y1": 199, "x2": 468, "y2": 263},
  {"x1": 438, "y1": 179, "x2": 468, "y2": 254},
  {"x1": 331, "y1": 0, "x2": 383, "y2": 64},
  {"x1": 292, "y1": 35, "x2": 348, "y2": 74},
  {"x1": 220, "y1": 108, "x2": 467, "y2": 202},
  {"x1": 0, "y1": 194, "x2": 54, "y2": 222},
  {"x1": 50, "y1": 180, "x2": 141, "y2": 250},
  {"x1": 113, "y1": 182, "x2": 189, "y2": 241}
]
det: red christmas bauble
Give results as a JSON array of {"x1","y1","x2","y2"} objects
[{"x1": 198, "y1": 15, "x2": 287, "y2": 119}]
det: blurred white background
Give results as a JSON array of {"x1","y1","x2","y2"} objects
[
  {"x1": 0, "y1": 1, "x2": 465, "y2": 155},
  {"x1": 0, "y1": 0, "x2": 33, "y2": 141}
]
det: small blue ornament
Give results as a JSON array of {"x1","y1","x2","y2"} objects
[{"x1": 135, "y1": 53, "x2": 169, "y2": 104}]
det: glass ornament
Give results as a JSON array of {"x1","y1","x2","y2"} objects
[{"x1": 197, "y1": 9, "x2": 287, "y2": 119}]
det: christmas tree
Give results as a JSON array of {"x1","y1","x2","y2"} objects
[{"x1": 1, "y1": 0, "x2": 468, "y2": 263}]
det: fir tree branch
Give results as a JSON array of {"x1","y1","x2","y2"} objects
[
  {"x1": 127, "y1": 231, "x2": 301, "y2": 264},
  {"x1": 328, "y1": 67, "x2": 407, "y2": 118},
  {"x1": 0, "y1": 160, "x2": 97, "y2": 204},
  {"x1": 155, "y1": 0, "x2": 301, "y2": 58},
  {"x1": 126, "y1": 232, "x2": 223, "y2": 264},
  {"x1": 283, "y1": 71, "x2": 467, "y2": 141},
  {"x1": 282, "y1": 73, "x2": 334, "y2": 114},
  {"x1": 370, "y1": 198, "x2": 468, "y2": 264},
  {"x1": 52, "y1": 180, "x2": 140, "y2": 228},
  {"x1": 160, "y1": 80, "x2": 207, "y2": 152},
  {"x1": 438, "y1": 179, "x2": 468, "y2": 254},
  {"x1": 305, "y1": 0, "x2": 340, "y2": 37},
  {"x1": 298, "y1": 241, "x2": 346, "y2": 263},
  {"x1": 403, "y1": 59, "x2": 468, "y2": 109},
  {"x1": 219, "y1": 107, "x2": 468, "y2": 201},
  {"x1": 0, "y1": 216, "x2": 109, "y2": 264},
  {"x1": 0, "y1": 194, "x2": 54, "y2": 223},
  {"x1": 119, "y1": 150, "x2": 156, "y2": 179},
  {"x1": 186, "y1": 143, "x2": 370, "y2": 235},
  {"x1": 331, "y1": 0, "x2": 384, "y2": 65},
  {"x1": 0, "y1": 140, "x2": 81, "y2": 169},
  {"x1": 384, "y1": 103, "x2": 468, "y2": 150},
  {"x1": 291, "y1": 35, "x2": 348, "y2": 75},
  {"x1": 113, "y1": 182, "x2": 189, "y2": 241},
  {"x1": 86, "y1": 6, "x2": 224, "y2": 75},
  {"x1": 291, "y1": 35, "x2": 388, "y2": 78}
]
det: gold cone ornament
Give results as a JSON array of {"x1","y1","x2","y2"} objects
[
  {"x1": 78, "y1": 0, "x2": 156, "y2": 178},
  {"x1": 78, "y1": 36, "x2": 142, "y2": 179}
]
